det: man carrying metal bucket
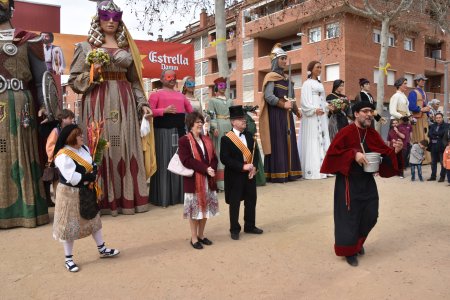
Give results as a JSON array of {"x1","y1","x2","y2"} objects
[{"x1": 320, "y1": 101, "x2": 403, "y2": 267}]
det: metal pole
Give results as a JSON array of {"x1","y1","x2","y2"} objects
[{"x1": 444, "y1": 62, "x2": 449, "y2": 122}]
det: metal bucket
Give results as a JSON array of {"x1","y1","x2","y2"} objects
[{"x1": 363, "y1": 152, "x2": 382, "y2": 173}]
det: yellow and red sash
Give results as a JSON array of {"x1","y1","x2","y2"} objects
[
  {"x1": 56, "y1": 148, "x2": 93, "y2": 173},
  {"x1": 226, "y1": 131, "x2": 252, "y2": 163},
  {"x1": 56, "y1": 148, "x2": 102, "y2": 199}
]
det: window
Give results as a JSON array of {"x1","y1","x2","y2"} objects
[
  {"x1": 194, "y1": 35, "x2": 208, "y2": 60},
  {"x1": 243, "y1": 73, "x2": 254, "y2": 103},
  {"x1": 373, "y1": 69, "x2": 396, "y2": 85},
  {"x1": 243, "y1": 39, "x2": 254, "y2": 70},
  {"x1": 228, "y1": 59, "x2": 237, "y2": 71},
  {"x1": 373, "y1": 29, "x2": 381, "y2": 44},
  {"x1": 372, "y1": 29, "x2": 395, "y2": 46},
  {"x1": 404, "y1": 38, "x2": 414, "y2": 51},
  {"x1": 405, "y1": 73, "x2": 414, "y2": 87},
  {"x1": 326, "y1": 23, "x2": 340, "y2": 39},
  {"x1": 195, "y1": 61, "x2": 208, "y2": 85},
  {"x1": 281, "y1": 39, "x2": 302, "y2": 52},
  {"x1": 388, "y1": 33, "x2": 395, "y2": 47},
  {"x1": 325, "y1": 64, "x2": 340, "y2": 82},
  {"x1": 309, "y1": 27, "x2": 321, "y2": 43},
  {"x1": 229, "y1": 85, "x2": 237, "y2": 100}
]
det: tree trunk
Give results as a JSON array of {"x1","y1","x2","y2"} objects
[
  {"x1": 215, "y1": 0, "x2": 230, "y2": 98},
  {"x1": 376, "y1": 18, "x2": 391, "y2": 132}
]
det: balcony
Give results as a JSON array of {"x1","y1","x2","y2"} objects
[
  {"x1": 244, "y1": 0, "x2": 343, "y2": 39},
  {"x1": 204, "y1": 39, "x2": 237, "y2": 58},
  {"x1": 424, "y1": 57, "x2": 446, "y2": 74},
  {"x1": 256, "y1": 48, "x2": 303, "y2": 72}
]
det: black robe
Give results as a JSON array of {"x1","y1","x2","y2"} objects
[{"x1": 321, "y1": 124, "x2": 402, "y2": 256}]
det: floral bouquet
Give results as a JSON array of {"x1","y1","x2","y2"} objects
[
  {"x1": 86, "y1": 119, "x2": 109, "y2": 200},
  {"x1": 330, "y1": 98, "x2": 344, "y2": 110},
  {"x1": 86, "y1": 48, "x2": 110, "y2": 83},
  {"x1": 87, "y1": 119, "x2": 109, "y2": 165}
]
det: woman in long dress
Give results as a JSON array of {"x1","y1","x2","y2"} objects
[
  {"x1": 53, "y1": 124, "x2": 119, "y2": 272},
  {"x1": 208, "y1": 77, "x2": 233, "y2": 191},
  {"x1": 299, "y1": 61, "x2": 331, "y2": 180},
  {"x1": 69, "y1": 1, "x2": 153, "y2": 215},
  {"x1": 325, "y1": 79, "x2": 350, "y2": 141}
]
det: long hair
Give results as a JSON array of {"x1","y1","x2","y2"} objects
[
  {"x1": 307, "y1": 60, "x2": 321, "y2": 79},
  {"x1": 87, "y1": 15, "x2": 128, "y2": 48}
]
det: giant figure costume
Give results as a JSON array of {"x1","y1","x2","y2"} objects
[
  {"x1": 0, "y1": 0, "x2": 49, "y2": 228},
  {"x1": 259, "y1": 44, "x2": 302, "y2": 183}
]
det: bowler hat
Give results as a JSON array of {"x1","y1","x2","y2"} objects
[{"x1": 229, "y1": 105, "x2": 246, "y2": 119}]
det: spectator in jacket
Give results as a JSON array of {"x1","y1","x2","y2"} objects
[
  {"x1": 427, "y1": 113, "x2": 448, "y2": 182},
  {"x1": 409, "y1": 140, "x2": 428, "y2": 182}
]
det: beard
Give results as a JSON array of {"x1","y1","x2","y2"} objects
[{"x1": 0, "y1": 8, "x2": 12, "y2": 24}]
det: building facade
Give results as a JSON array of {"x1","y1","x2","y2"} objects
[{"x1": 168, "y1": 0, "x2": 449, "y2": 113}]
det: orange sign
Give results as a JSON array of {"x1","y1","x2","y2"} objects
[{"x1": 135, "y1": 40, "x2": 195, "y2": 79}]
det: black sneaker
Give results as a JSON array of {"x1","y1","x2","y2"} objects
[{"x1": 427, "y1": 177, "x2": 436, "y2": 181}]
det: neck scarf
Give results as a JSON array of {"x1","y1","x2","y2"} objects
[{"x1": 187, "y1": 133, "x2": 215, "y2": 213}]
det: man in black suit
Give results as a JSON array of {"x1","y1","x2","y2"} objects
[
  {"x1": 354, "y1": 78, "x2": 386, "y2": 124},
  {"x1": 220, "y1": 105, "x2": 263, "y2": 240},
  {"x1": 427, "y1": 112, "x2": 448, "y2": 182}
]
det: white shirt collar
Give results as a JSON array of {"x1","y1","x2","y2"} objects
[{"x1": 232, "y1": 128, "x2": 243, "y2": 136}]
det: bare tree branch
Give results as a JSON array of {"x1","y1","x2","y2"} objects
[
  {"x1": 343, "y1": 0, "x2": 380, "y2": 20},
  {"x1": 387, "y1": 0, "x2": 414, "y2": 19}
]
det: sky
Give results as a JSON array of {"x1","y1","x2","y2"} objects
[{"x1": 29, "y1": 0, "x2": 196, "y2": 40}]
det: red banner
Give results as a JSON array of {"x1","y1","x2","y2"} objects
[{"x1": 135, "y1": 40, "x2": 194, "y2": 79}]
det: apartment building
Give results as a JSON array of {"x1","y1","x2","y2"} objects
[{"x1": 168, "y1": 0, "x2": 449, "y2": 110}]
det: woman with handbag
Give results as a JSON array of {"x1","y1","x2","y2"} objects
[
  {"x1": 178, "y1": 112, "x2": 219, "y2": 250},
  {"x1": 53, "y1": 124, "x2": 119, "y2": 272}
]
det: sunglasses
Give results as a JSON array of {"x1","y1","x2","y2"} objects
[
  {"x1": 98, "y1": 10, "x2": 123, "y2": 22},
  {"x1": 185, "y1": 81, "x2": 195, "y2": 88}
]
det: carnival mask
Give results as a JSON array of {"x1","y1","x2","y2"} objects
[
  {"x1": 164, "y1": 73, "x2": 176, "y2": 82},
  {"x1": 98, "y1": 9, "x2": 122, "y2": 22},
  {"x1": 216, "y1": 82, "x2": 227, "y2": 90},
  {"x1": 185, "y1": 80, "x2": 195, "y2": 88}
]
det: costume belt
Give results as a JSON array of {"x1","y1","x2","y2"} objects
[
  {"x1": 0, "y1": 75, "x2": 25, "y2": 93},
  {"x1": 102, "y1": 72, "x2": 127, "y2": 81},
  {"x1": 216, "y1": 115, "x2": 230, "y2": 119}
]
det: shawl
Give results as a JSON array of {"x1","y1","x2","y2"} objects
[
  {"x1": 187, "y1": 133, "x2": 215, "y2": 213},
  {"x1": 259, "y1": 71, "x2": 286, "y2": 155}
]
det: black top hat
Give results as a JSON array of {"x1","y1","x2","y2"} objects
[
  {"x1": 53, "y1": 124, "x2": 79, "y2": 158},
  {"x1": 229, "y1": 105, "x2": 245, "y2": 119}
]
